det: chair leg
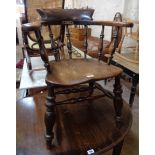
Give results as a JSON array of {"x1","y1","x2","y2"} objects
[
  {"x1": 112, "y1": 140, "x2": 124, "y2": 155},
  {"x1": 129, "y1": 74, "x2": 139, "y2": 107},
  {"x1": 44, "y1": 85, "x2": 56, "y2": 148},
  {"x1": 89, "y1": 82, "x2": 94, "y2": 96},
  {"x1": 113, "y1": 75, "x2": 123, "y2": 122}
]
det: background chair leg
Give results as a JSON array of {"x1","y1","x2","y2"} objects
[
  {"x1": 89, "y1": 82, "x2": 95, "y2": 96},
  {"x1": 129, "y1": 74, "x2": 139, "y2": 107},
  {"x1": 113, "y1": 75, "x2": 123, "y2": 122},
  {"x1": 44, "y1": 85, "x2": 56, "y2": 148},
  {"x1": 112, "y1": 140, "x2": 124, "y2": 155}
]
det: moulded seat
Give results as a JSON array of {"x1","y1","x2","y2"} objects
[{"x1": 46, "y1": 59, "x2": 122, "y2": 86}]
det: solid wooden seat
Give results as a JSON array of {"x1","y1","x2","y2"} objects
[{"x1": 46, "y1": 59, "x2": 122, "y2": 86}]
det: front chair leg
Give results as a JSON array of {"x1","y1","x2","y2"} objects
[
  {"x1": 113, "y1": 75, "x2": 123, "y2": 122},
  {"x1": 44, "y1": 85, "x2": 56, "y2": 148}
]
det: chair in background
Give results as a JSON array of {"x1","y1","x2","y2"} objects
[
  {"x1": 22, "y1": 8, "x2": 133, "y2": 153},
  {"x1": 95, "y1": 14, "x2": 139, "y2": 107},
  {"x1": 22, "y1": 0, "x2": 66, "y2": 68},
  {"x1": 80, "y1": 12, "x2": 123, "y2": 62},
  {"x1": 110, "y1": 17, "x2": 139, "y2": 107}
]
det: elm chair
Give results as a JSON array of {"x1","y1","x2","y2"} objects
[{"x1": 22, "y1": 8, "x2": 133, "y2": 148}]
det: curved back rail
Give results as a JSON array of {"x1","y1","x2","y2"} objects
[{"x1": 22, "y1": 10, "x2": 133, "y2": 73}]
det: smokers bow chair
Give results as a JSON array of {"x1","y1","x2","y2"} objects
[{"x1": 22, "y1": 9, "x2": 133, "y2": 148}]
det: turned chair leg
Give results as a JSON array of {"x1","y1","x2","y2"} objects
[
  {"x1": 44, "y1": 85, "x2": 56, "y2": 148},
  {"x1": 113, "y1": 75, "x2": 123, "y2": 122},
  {"x1": 129, "y1": 74, "x2": 139, "y2": 107}
]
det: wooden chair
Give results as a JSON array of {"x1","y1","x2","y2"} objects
[
  {"x1": 110, "y1": 17, "x2": 139, "y2": 107},
  {"x1": 118, "y1": 17, "x2": 139, "y2": 61},
  {"x1": 83, "y1": 12, "x2": 123, "y2": 62},
  {"x1": 22, "y1": 0, "x2": 66, "y2": 59},
  {"x1": 22, "y1": 9, "x2": 133, "y2": 149}
]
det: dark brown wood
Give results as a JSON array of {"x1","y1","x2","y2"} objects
[
  {"x1": 108, "y1": 26, "x2": 119, "y2": 65},
  {"x1": 37, "y1": 8, "x2": 95, "y2": 22},
  {"x1": 99, "y1": 25, "x2": 105, "y2": 60},
  {"x1": 46, "y1": 59, "x2": 122, "y2": 86},
  {"x1": 44, "y1": 85, "x2": 56, "y2": 148},
  {"x1": 16, "y1": 90, "x2": 132, "y2": 155},
  {"x1": 111, "y1": 53, "x2": 139, "y2": 107},
  {"x1": 84, "y1": 25, "x2": 88, "y2": 59},
  {"x1": 112, "y1": 140, "x2": 124, "y2": 155},
  {"x1": 89, "y1": 82, "x2": 95, "y2": 96},
  {"x1": 48, "y1": 25, "x2": 60, "y2": 61},
  {"x1": 129, "y1": 74, "x2": 139, "y2": 107},
  {"x1": 40, "y1": 19, "x2": 133, "y2": 27},
  {"x1": 22, "y1": 9, "x2": 134, "y2": 149},
  {"x1": 113, "y1": 75, "x2": 123, "y2": 121},
  {"x1": 34, "y1": 29, "x2": 51, "y2": 73}
]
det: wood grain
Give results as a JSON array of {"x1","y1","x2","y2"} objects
[
  {"x1": 17, "y1": 90, "x2": 132, "y2": 155},
  {"x1": 46, "y1": 59, "x2": 122, "y2": 86}
]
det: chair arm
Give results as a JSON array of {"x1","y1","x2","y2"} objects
[{"x1": 22, "y1": 21, "x2": 41, "y2": 32}]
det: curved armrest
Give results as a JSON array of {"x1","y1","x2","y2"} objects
[
  {"x1": 73, "y1": 20, "x2": 133, "y2": 28},
  {"x1": 22, "y1": 21, "x2": 41, "y2": 32}
]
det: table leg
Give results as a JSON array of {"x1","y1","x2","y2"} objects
[
  {"x1": 129, "y1": 74, "x2": 139, "y2": 107},
  {"x1": 112, "y1": 140, "x2": 124, "y2": 155}
]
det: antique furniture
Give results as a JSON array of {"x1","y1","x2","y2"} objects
[
  {"x1": 22, "y1": 0, "x2": 66, "y2": 58},
  {"x1": 91, "y1": 14, "x2": 138, "y2": 107},
  {"x1": 17, "y1": 90, "x2": 132, "y2": 155},
  {"x1": 80, "y1": 12, "x2": 123, "y2": 61},
  {"x1": 22, "y1": 8, "x2": 133, "y2": 153},
  {"x1": 110, "y1": 18, "x2": 139, "y2": 107},
  {"x1": 111, "y1": 54, "x2": 139, "y2": 107}
]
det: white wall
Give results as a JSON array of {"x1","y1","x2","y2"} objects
[
  {"x1": 65, "y1": 0, "x2": 139, "y2": 40},
  {"x1": 123, "y1": 0, "x2": 139, "y2": 20},
  {"x1": 66, "y1": 0, "x2": 124, "y2": 40}
]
